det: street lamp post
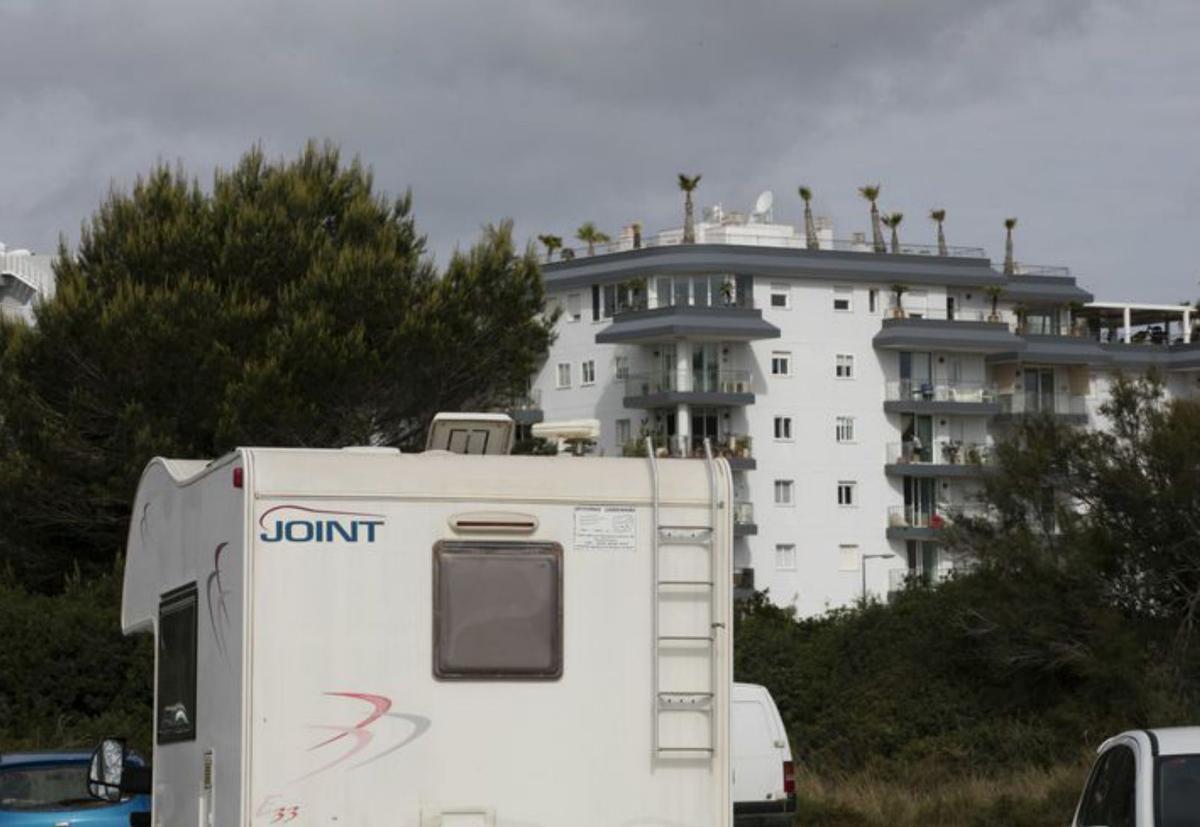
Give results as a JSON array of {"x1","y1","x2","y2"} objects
[{"x1": 860, "y1": 553, "x2": 894, "y2": 603}]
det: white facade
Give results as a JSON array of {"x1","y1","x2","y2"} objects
[
  {"x1": 0, "y1": 243, "x2": 56, "y2": 324},
  {"x1": 529, "y1": 203, "x2": 1194, "y2": 616}
]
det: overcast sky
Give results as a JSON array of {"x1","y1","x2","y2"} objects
[{"x1": 2, "y1": 0, "x2": 1197, "y2": 301}]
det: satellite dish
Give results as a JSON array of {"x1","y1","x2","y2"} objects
[{"x1": 754, "y1": 190, "x2": 774, "y2": 216}]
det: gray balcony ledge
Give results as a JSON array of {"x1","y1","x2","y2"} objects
[
  {"x1": 596, "y1": 304, "x2": 780, "y2": 345},
  {"x1": 874, "y1": 317, "x2": 1022, "y2": 354}
]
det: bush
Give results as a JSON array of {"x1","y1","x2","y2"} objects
[{"x1": 0, "y1": 569, "x2": 152, "y2": 751}]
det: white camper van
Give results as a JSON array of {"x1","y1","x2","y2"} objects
[{"x1": 91, "y1": 428, "x2": 734, "y2": 826}]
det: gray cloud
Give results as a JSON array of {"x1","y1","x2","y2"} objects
[{"x1": 1, "y1": 0, "x2": 1196, "y2": 300}]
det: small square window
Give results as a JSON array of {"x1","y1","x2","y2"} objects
[
  {"x1": 433, "y1": 541, "x2": 563, "y2": 680},
  {"x1": 771, "y1": 351, "x2": 791, "y2": 377},
  {"x1": 556, "y1": 363, "x2": 571, "y2": 389},
  {"x1": 774, "y1": 416, "x2": 793, "y2": 441},
  {"x1": 581, "y1": 360, "x2": 596, "y2": 385},
  {"x1": 839, "y1": 544, "x2": 860, "y2": 572},
  {"x1": 835, "y1": 354, "x2": 855, "y2": 379},
  {"x1": 615, "y1": 418, "x2": 631, "y2": 445},
  {"x1": 770, "y1": 283, "x2": 790, "y2": 309},
  {"x1": 614, "y1": 355, "x2": 630, "y2": 380},
  {"x1": 837, "y1": 481, "x2": 857, "y2": 507},
  {"x1": 836, "y1": 416, "x2": 855, "y2": 443},
  {"x1": 775, "y1": 543, "x2": 797, "y2": 571},
  {"x1": 774, "y1": 479, "x2": 794, "y2": 505},
  {"x1": 834, "y1": 287, "x2": 853, "y2": 312},
  {"x1": 869, "y1": 289, "x2": 878, "y2": 313}
]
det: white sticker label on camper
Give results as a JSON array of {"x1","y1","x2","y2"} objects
[{"x1": 574, "y1": 506, "x2": 636, "y2": 552}]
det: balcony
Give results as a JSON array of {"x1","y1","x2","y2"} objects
[
  {"x1": 886, "y1": 503, "x2": 989, "y2": 540},
  {"x1": 733, "y1": 567, "x2": 756, "y2": 601},
  {"x1": 884, "y1": 441, "x2": 993, "y2": 478},
  {"x1": 622, "y1": 433, "x2": 756, "y2": 471},
  {"x1": 595, "y1": 296, "x2": 780, "y2": 345},
  {"x1": 874, "y1": 310, "x2": 1021, "y2": 355},
  {"x1": 882, "y1": 379, "x2": 1001, "y2": 416},
  {"x1": 995, "y1": 390, "x2": 1088, "y2": 423},
  {"x1": 503, "y1": 388, "x2": 543, "y2": 425},
  {"x1": 734, "y1": 501, "x2": 756, "y2": 537},
  {"x1": 623, "y1": 369, "x2": 754, "y2": 409}
]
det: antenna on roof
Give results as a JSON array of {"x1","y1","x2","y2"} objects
[{"x1": 752, "y1": 190, "x2": 774, "y2": 223}]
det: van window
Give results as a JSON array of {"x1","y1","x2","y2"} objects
[
  {"x1": 157, "y1": 584, "x2": 198, "y2": 744},
  {"x1": 433, "y1": 541, "x2": 563, "y2": 680}
]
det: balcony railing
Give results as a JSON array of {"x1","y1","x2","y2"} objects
[
  {"x1": 884, "y1": 380, "x2": 997, "y2": 405},
  {"x1": 625, "y1": 433, "x2": 753, "y2": 460},
  {"x1": 887, "y1": 503, "x2": 990, "y2": 529},
  {"x1": 625, "y1": 369, "x2": 753, "y2": 397},
  {"x1": 886, "y1": 306, "x2": 1003, "y2": 323},
  {"x1": 885, "y1": 441, "x2": 992, "y2": 466},
  {"x1": 734, "y1": 501, "x2": 755, "y2": 526},
  {"x1": 505, "y1": 388, "x2": 542, "y2": 410},
  {"x1": 888, "y1": 566, "x2": 953, "y2": 593},
  {"x1": 997, "y1": 391, "x2": 1088, "y2": 417},
  {"x1": 554, "y1": 228, "x2": 987, "y2": 260},
  {"x1": 613, "y1": 293, "x2": 756, "y2": 315}
]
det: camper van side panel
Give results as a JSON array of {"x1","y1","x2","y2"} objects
[
  {"x1": 247, "y1": 474, "x2": 730, "y2": 826},
  {"x1": 141, "y1": 459, "x2": 246, "y2": 827}
]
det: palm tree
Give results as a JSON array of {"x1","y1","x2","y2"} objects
[
  {"x1": 576, "y1": 222, "x2": 611, "y2": 256},
  {"x1": 537, "y1": 234, "x2": 563, "y2": 263},
  {"x1": 1003, "y1": 217, "x2": 1018, "y2": 275},
  {"x1": 890, "y1": 283, "x2": 909, "y2": 318},
  {"x1": 678, "y1": 174, "x2": 702, "y2": 243},
  {"x1": 929, "y1": 209, "x2": 947, "y2": 256},
  {"x1": 882, "y1": 212, "x2": 904, "y2": 253},
  {"x1": 859, "y1": 184, "x2": 885, "y2": 253},
  {"x1": 983, "y1": 284, "x2": 1004, "y2": 322},
  {"x1": 798, "y1": 185, "x2": 819, "y2": 250}
]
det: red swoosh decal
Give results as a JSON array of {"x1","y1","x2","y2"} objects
[
  {"x1": 298, "y1": 725, "x2": 373, "y2": 781},
  {"x1": 258, "y1": 504, "x2": 385, "y2": 530},
  {"x1": 308, "y1": 692, "x2": 393, "y2": 751}
]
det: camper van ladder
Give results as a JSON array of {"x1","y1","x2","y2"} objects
[{"x1": 646, "y1": 436, "x2": 722, "y2": 759}]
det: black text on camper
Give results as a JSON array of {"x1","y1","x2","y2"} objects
[{"x1": 259, "y1": 506, "x2": 384, "y2": 544}]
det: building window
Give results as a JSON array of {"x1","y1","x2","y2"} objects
[
  {"x1": 775, "y1": 543, "x2": 797, "y2": 571},
  {"x1": 774, "y1": 479, "x2": 794, "y2": 505},
  {"x1": 835, "y1": 354, "x2": 854, "y2": 379},
  {"x1": 836, "y1": 416, "x2": 855, "y2": 443},
  {"x1": 556, "y1": 363, "x2": 571, "y2": 388},
  {"x1": 771, "y1": 351, "x2": 791, "y2": 376},
  {"x1": 157, "y1": 584, "x2": 198, "y2": 744},
  {"x1": 433, "y1": 541, "x2": 563, "y2": 680},
  {"x1": 839, "y1": 544, "x2": 860, "y2": 572},
  {"x1": 581, "y1": 360, "x2": 596, "y2": 386},
  {"x1": 566, "y1": 293, "x2": 582, "y2": 322},
  {"x1": 614, "y1": 355, "x2": 629, "y2": 380},
  {"x1": 833, "y1": 286, "x2": 853, "y2": 312},
  {"x1": 773, "y1": 416, "x2": 793, "y2": 441},
  {"x1": 615, "y1": 419, "x2": 631, "y2": 446},
  {"x1": 770, "y1": 283, "x2": 790, "y2": 309},
  {"x1": 837, "y1": 481, "x2": 857, "y2": 507},
  {"x1": 869, "y1": 288, "x2": 878, "y2": 313}
]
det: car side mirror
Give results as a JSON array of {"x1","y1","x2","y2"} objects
[{"x1": 88, "y1": 738, "x2": 127, "y2": 802}]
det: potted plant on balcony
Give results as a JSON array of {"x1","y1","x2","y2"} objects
[
  {"x1": 736, "y1": 435, "x2": 752, "y2": 459},
  {"x1": 941, "y1": 439, "x2": 962, "y2": 465},
  {"x1": 1015, "y1": 303, "x2": 1029, "y2": 334},
  {"x1": 890, "y1": 284, "x2": 909, "y2": 318},
  {"x1": 966, "y1": 444, "x2": 983, "y2": 465},
  {"x1": 720, "y1": 279, "x2": 736, "y2": 307},
  {"x1": 983, "y1": 285, "x2": 1004, "y2": 322}
]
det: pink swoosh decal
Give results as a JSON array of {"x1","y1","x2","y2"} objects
[
  {"x1": 308, "y1": 692, "x2": 393, "y2": 751},
  {"x1": 298, "y1": 725, "x2": 373, "y2": 781}
]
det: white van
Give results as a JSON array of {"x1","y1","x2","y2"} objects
[
  {"x1": 87, "y1": 434, "x2": 735, "y2": 826},
  {"x1": 732, "y1": 683, "x2": 796, "y2": 826}
]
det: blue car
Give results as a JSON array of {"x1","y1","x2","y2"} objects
[{"x1": 0, "y1": 751, "x2": 150, "y2": 826}]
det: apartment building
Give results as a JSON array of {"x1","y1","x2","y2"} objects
[
  {"x1": 521, "y1": 200, "x2": 1199, "y2": 616},
  {"x1": 0, "y1": 243, "x2": 56, "y2": 324}
]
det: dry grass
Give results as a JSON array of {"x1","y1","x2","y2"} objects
[{"x1": 793, "y1": 762, "x2": 1089, "y2": 827}]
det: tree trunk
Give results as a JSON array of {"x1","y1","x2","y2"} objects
[
  {"x1": 871, "y1": 203, "x2": 885, "y2": 253},
  {"x1": 1004, "y1": 229, "x2": 1015, "y2": 275},
  {"x1": 890, "y1": 227, "x2": 900, "y2": 254},
  {"x1": 937, "y1": 223, "x2": 947, "y2": 256},
  {"x1": 683, "y1": 193, "x2": 696, "y2": 244},
  {"x1": 804, "y1": 203, "x2": 818, "y2": 250}
]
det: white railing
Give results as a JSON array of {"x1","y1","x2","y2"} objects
[
  {"x1": 887, "y1": 503, "x2": 990, "y2": 529},
  {"x1": 997, "y1": 391, "x2": 1088, "y2": 416},
  {"x1": 884, "y1": 380, "x2": 998, "y2": 404},
  {"x1": 625, "y1": 369, "x2": 753, "y2": 397},
  {"x1": 885, "y1": 441, "x2": 992, "y2": 466},
  {"x1": 734, "y1": 501, "x2": 755, "y2": 526}
]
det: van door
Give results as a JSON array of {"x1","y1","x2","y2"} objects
[{"x1": 732, "y1": 690, "x2": 784, "y2": 802}]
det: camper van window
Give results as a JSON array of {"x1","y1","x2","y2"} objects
[
  {"x1": 433, "y1": 541, "x2": 563, "y2": 680},
  {"x1": 157, "y1": 584, "x2": 198, "y2": 744}
]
